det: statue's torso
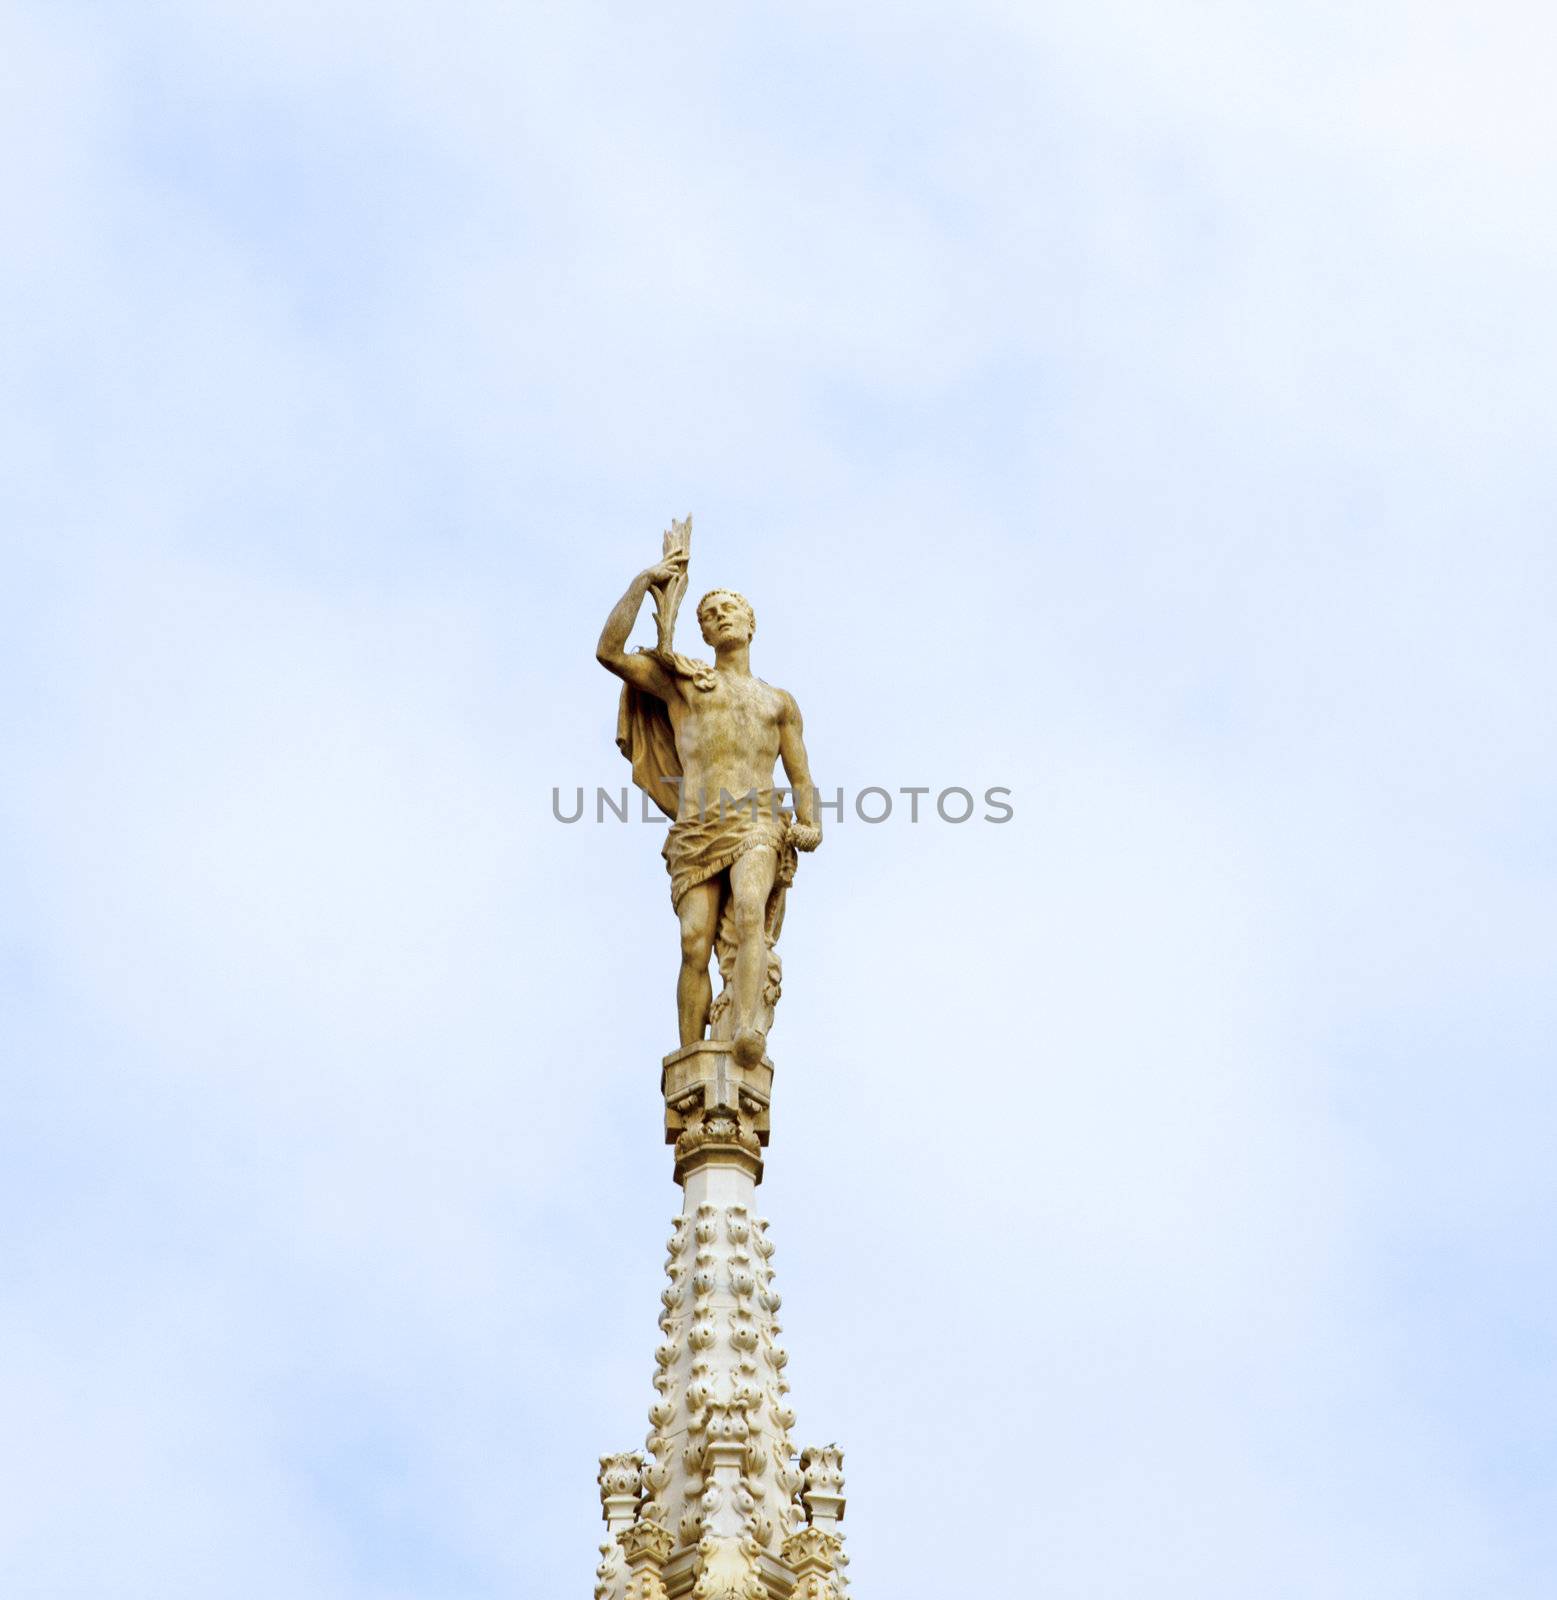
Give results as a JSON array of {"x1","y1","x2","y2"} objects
[{"x1": 667, "y1": 671, "x2": 787, "y2": 817}]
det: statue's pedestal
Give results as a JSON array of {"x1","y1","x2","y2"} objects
[
  {"x1": 593, "y1": 1043, "x2": 849, "y2": 1600},
  {"x1": 661, "y1": 1040, "x2": 772, "y2": 1187}
]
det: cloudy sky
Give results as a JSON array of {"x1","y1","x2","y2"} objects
[{"x1": 2, "y1": 2, "x2": 1554, "y2": 1595}]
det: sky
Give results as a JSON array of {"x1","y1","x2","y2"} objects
[{"x1": 1, "y1": 2, "x2": 1554, "y2": 1595}]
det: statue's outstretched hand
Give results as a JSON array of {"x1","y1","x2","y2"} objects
[{"x1": 789, "y1": 822, "x2": 823, "y2": 853}]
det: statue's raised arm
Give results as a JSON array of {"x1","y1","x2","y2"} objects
[{"x1": 596, "y1": 576, "x2": 684, "y2": 705}]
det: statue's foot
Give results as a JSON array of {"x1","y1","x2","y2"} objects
[{"x1": 732, "y1": 1026, "x2": 766, "y2": 1067}]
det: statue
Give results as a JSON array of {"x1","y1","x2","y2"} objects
[{"x1": 596, "y1": 517, "x2": 823, "y2": 1066}]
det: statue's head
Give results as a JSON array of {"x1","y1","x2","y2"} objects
[{"x1": 697, "y1": 589, "x2": 756, "y2": 648}]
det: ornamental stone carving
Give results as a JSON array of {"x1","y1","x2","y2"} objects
[
  {"x1": 783, "y1": 1527, "x2": 843, "y2": 1600},
  {"x1": 800, "y1": 1446, "x2": 845, "y2": 1529},
  {"x1": 600, "y1": 1453, "x2": 646, "y2": 1524},
  {"x1": 618, "y1": 1521, "x2": 674, "y2": 1600}
]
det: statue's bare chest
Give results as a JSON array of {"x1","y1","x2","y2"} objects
[{"x1": 671, "y1": 676, "x2": 782, "y2": 758}]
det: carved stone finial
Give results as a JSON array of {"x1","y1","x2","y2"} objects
[
  {"x1": 598, "y1": 1452, "x2": 645, "y2": 1533},
  {"x1": 800, "y1": 1444, "x2": 846, "y2": 1529}
]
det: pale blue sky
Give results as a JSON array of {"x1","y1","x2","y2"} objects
[{"x1": 2, "y1": 3, "x2": 1554, "y2": 1596}]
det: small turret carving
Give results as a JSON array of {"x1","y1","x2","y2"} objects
[
  {"x1": 801, "y1": 1445, "x2": 849, "y2": 1596},
  {"x1": 599, "y1": 1453, "x2": 645, "y2": 1526}
]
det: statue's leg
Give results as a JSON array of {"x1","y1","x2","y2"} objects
[
  {"x1": 727, "y1": 846, "x2": 779, "y2": 1061},
  {"x1": 676, "y1": 882, "x2": 721, "y2": 1046}
]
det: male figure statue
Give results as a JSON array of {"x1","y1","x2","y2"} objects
[{"x1": 597, "y1": 541, "x2": 822, "y2": 1065}]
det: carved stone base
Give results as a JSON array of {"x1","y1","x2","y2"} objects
[{"x1": 662, "y1": 1041, "x2": 773, "y2": 1185}]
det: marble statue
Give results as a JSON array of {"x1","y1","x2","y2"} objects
[{"x1": 597, "y1": 517, "x2": 822, "y2": 1066}]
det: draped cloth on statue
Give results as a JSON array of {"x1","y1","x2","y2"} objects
[
  {"x1": 615, "y1": 679, "x2": 683, "y2": 821},
  {"x1": 663, "y1": 788, "x2": 796, "y2": 911}
]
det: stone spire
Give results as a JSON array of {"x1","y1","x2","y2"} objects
[{"x1": 593, "y1": 1040, "x2": 848, "y2": 1599}]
